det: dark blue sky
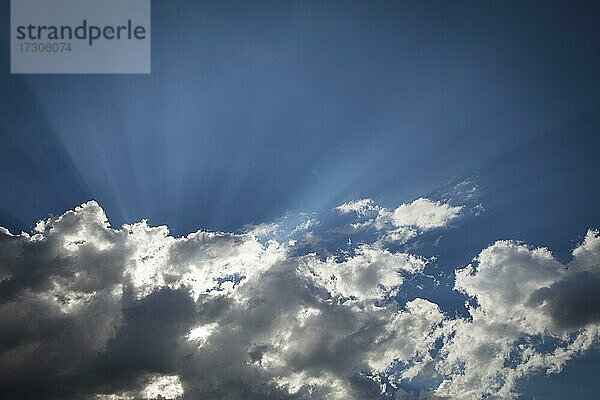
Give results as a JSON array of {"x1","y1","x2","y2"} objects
[{"x1": 1, "y1": 1, "x2": 600, "y2": 397}]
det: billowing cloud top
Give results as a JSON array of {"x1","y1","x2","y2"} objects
[{"x1": 0, "y1": 200, "x2": 598, "y2": 399}]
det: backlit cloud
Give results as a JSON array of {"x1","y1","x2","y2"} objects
[
  {"x1": 0, "y1": 201, "x2": 598, "y2": 399},
  {"x1": 336, "y1": 197, "x2": 462, "y2": 244}
]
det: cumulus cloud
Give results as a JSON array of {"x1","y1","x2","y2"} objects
[
  {"x1": 433, "y1": 231, "x2": 600, "y2": 398},
  {"x1": 0, "y1": 201, "x2": 435, "y2": 399},
  {"x1": 0, "y1": 201, "x2": 598, "y2": 399},
  {"x1": 527, "y1": 230, "x2": 600, "y2": 329},
  {"x1": 375, "y1": 198, "x2": 462, "y2": 231},
  {"x1": 335, "y1": 197, "x2": 462, "y2": 244}
]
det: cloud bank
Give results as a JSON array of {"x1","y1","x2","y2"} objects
[{"x1": 0, "y1": 200, "x2": 598, "y2": 399}]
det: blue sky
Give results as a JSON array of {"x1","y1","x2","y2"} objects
[{"x1": 1, "y1": 1, "x2": 600, "y2": 399}]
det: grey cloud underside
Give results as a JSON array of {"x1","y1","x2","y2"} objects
[
  {"x1": 0, "y1": 201, "x2": 599, "y2": 400},
  {"x1": 527, "y1": 271, "x2": 600, "y2": 329}
]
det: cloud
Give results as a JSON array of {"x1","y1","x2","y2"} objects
[
  {"x1": 0, "y1": 201, "x2": 598, "y2": 399},
  {"x1": 374, "y1": 198, "x2": 462, "y2": 231},
  {"x1": 0, "y1": 201, "x2": 435, "y2": 400},
  {"x1": 336, "y1": 197, "x2": 462, "y2": 244},
  {"x1": 432, "y1": 230, "x2": 600, "y2": 398},
  {"x1": 336, "y1": 199, "x2": 378, "y2": 216},
  {"x1": 526, "y1": 230, "x2": 600, "y2": 329}
]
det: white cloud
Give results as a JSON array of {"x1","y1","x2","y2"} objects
[
  {"x1": 375, "y1": 198, "x2": 462, "y2": 231},
  {"x1": 310, "y1": 244, "x2": 427, "y2": 300},
  {"x1": 431, "y1": 230, "x2": 600, "y2": 399},
  {"x1": 335, "y1": 197, "x2": 462, "y2": 244},
  {"x1": 186, "y1": 322, "x2": 219, "y2": 347},
  {"x1": 336, "y1": 198, "x2": 379, "y2": 216},
  {"x1": 0, "y1": 202, "x2": 598, "y2": 400},
  {"x1": 0, "y1": 201, "x2": 434, "y2": 399},
  {"x1": 141, "y1": 375, "x2": 184, "y2": 400},
  {"x1": 455, "y1": 240, "x2": 564, "y2": 334}
]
